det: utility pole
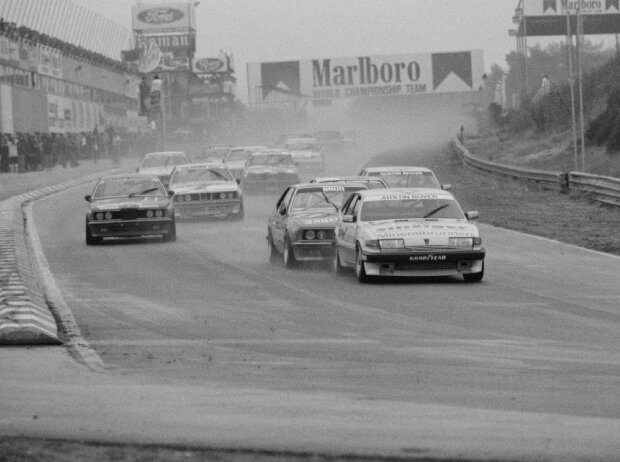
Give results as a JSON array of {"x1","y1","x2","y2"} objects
[
  {"x1": 565, "y1": 4, "x2": 578, "y2": 171},
  {"x1": 576, "y1": 6, "x2": 586, "y2": 172}
]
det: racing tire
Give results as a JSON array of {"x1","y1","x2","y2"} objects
[
  {"x1": 283, "y1": 236, "x2": 297, "y2": 268},
  {"x1": 463, "y1": 262, "x2": 484, "y2": 283},
  {"x1": 355, "y1": 247, "x2": 370, "y2": 283},
  {"x1": 236, "y1": 201, "x2": 245, "y2": 220},
  {"x1": 267, "y1": 233, "x2": 279, "y2": 264},
  {"x1": 163, "y1": 219, "x2": 177, "y2": 242},
  {"x1": 85, "y1": 222, "x2": 101, "y2": 245},
  {"x1": 331, "y1": 246, "x2": 345, "y2": 274}
]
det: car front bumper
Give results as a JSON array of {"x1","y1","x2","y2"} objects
[
  {"x1": 292, "y1": 240, "x2": 334, "y2": 261},
  {"x1": 88, "y1": 218, "x2": 173, "y2": 238},
  {"x1": 174, "y1": 200, "x2": 242, "y2": 219},
  {"x1": 361, "y1": 250, "x2": 485, "y2": 277}
]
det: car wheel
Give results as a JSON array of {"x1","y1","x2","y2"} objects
[
  {"x1": 331, "y1": 246, "x2": 345, "y2": 274},
  {"x1": 355, "y1": 247, "x2": 370, "y2": 283},
  {"x1": 283, "y1": 236, "x2": 296, "y2": 268},
  {"x1": 267, "y1": 233, "x2": 278, "y2": 264},
  {"x1": 163, "y1": 219, "x2": 177, "y2": 242},
  {"x1": 235, "y1": 201, "x2": 245, "y2": 220},
  {"x1": 85, "y1": 221, "x2": 101, "y2": 245},
  {"x1": 463, "y1": 262, "x2": 484, "y2": 282}
]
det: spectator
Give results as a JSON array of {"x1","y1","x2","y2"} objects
[
  {"x1": 0, "y1": 134, "x2": 8, "y2": 173},
  {"x1": 7, "y1": 135, "x2": 18, "y2": 172}
]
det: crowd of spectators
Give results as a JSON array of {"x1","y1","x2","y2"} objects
[
  {"x1": 0, "y1": 17, "x2": 134, "y2": 74},
  {"x1": 0, "y1": 129, "x2": 158, "y2": 174}
]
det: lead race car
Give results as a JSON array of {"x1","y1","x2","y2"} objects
[
  {"x1": 136, "y1": 151, "x2": 191, "y2": 187},
  {"x1": 84, "y1": 174, "x2": 176, "y2": 245},
  {"x1": 332, "y1": 188, "x2": 485, "y2": 282},
  {"x1": 168, "y1": 162, "x2": 243, "y2": 220},
  {"x1": 267, "y1": 183, "x2": 368, "y2": 267}
]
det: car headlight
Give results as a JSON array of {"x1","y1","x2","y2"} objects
[
  {"x1": 379, "y1": 239, "x2": 405, "y2": 249},
  {"x1": 316, "y1": 230, "x2": 328, "y2": 240},
  {"x1": 155, "y1": 209, "x2": 163, "y2": 218},
  {"x1": 105, "y1": 211, "x2": 113, "y2": 220},
  {"x1": 184, "y1": 194, "x2": 192, "y2": 202},
  {"x1": 449, "y1": 237, "x2": 474, "y2": 248},
  {"x1": 220, "y1": 192, "x2": 227, "y2": 199},
  {"x1": 95, "y1": 212, "x2": 104, "y2": 220},
  {"x1": 304, "y1": 230, "x2": 315, "y2": 240},
  {"x1": 365, "y1": 239, "x2": 380, "y2": 248},
  {"x1": 146, "y1": 209, "x2": 154, "y2": 218}
]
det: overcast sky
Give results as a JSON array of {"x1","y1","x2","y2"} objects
[{"x1": 73, "y1": 0, "x2": 602, "y2": 100}]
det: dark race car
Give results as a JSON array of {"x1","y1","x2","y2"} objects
[
  {"x1": 85, "y1": 174, "x2": 176, "y2": 245},
  {"x1": 267, "y1": 183, "x2": 368, "y2": 267},
  {"x1": 242, "y1": 150, "x2": 300, "y2": 194}
]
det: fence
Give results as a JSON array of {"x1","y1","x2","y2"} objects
[{"x1": 451, "y1": 135, "x2": 620, "y2": 207}]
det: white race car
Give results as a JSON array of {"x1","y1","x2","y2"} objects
[
  {"x1": 136, "y1": 151, "x2": 191, "y2": 187},
  {"x1": 358, "y1": 165, "x2": 450, "y2": 190},
  {"x1": 169, "y1": 162, "x2": 243, "y2": 220},
  {"x1": 284, "y1": 137, "x2": 325, "y2": 171},
  {"x1": 333, "y1": 188, "x2": 485, "y2": 282}
]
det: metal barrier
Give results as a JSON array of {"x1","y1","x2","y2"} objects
[{"x1": 451, "y1": 135, "x2": 620, "y2": 206}]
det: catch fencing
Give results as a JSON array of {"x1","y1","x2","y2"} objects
[{"x1": 451, "y1": 135, "x2": 620, "y2": 207}]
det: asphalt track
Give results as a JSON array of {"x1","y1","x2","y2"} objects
[{"x1": 1, "y1": 148, "x2": 620, "y2": 461}]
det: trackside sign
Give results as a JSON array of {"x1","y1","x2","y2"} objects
[{"x1": 247, "y1": 50, "x2": 484, "y2": 101}]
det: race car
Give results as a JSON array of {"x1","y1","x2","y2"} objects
[
  {"x1": 309, "y1": 176, "x2": 388, "y2": 189},
  {"x1": 136, "y1": 151, "x2": 191, "y2": 186},
  {"x1": 242, "y1": 149, "x2": 300, "y2": 194},
  {"x1": 267, "y1": 183, "x2": 368, "y2": 267},
  {"x1": 358, "y1": 166, "x2": 451, "y2": 190},
  {"x1": 224, "y1": 145, "x2": 267, "y2": 180},
  {"x1": 332, "y1": 188, "x2": 485, "y2": 283},
  {"x1": 168, "y1": 162, "x2": 243, "y2": 220},
  {"x1": 283, "y1": 137, "x2": 325, "y2": 171},
  {"x1": 84, "y1": 174, "x2": 176, "y2": 245}
]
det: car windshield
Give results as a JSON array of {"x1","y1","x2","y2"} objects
[
  {"x1": 170, "y1": 166, "x2": 233, "y2": 184},
  {"x1": 227, "y1": 150, "x2": 251, "y2": 162},
  {"x1": 291, "y1": 187, "x2": 363, "y2": 210},
  {"x1": 286, "y1": 142, "x2": 319, "y2": 151},
  {"x1": 248, "y1": 154, "x2": 294, "y2": 166},
  {"x1": 141, "y1": 155, "x2": 188, "y2": 169},
  {"x1": 369, "y1": 171, "x2": 440, "y2": 188},
  {"x1": 360, "y1": 197, "x2": 465, "y2": 221},
  {"x1": 92, "y1": 177, "x2": 167, "y2": 199}
]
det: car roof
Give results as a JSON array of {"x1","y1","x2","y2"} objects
[
  {"x1": 173, "y1": 161, "x2": 229, "y2": 170},
  {"x1": 362, "y1": 166, "x2": 434, "y2": 173},
  {"x1": 97, "y1": 173, "x2": 163, "y2": 181},
  {"x1": 251, "y1": 150, "x2": 292, "y2": 156},
  {"x1": 144, "y1": 151, "x2": 187, "y2": 157},
  {"x1": 230, "y1": 145, "x2": 266, "y2": 151},
  {"x1": 357, "y1": 187, "x2": 455, "y2": 199}
]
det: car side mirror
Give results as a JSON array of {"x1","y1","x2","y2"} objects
[
  {"x1": 237, "y1": 178, "x2": 241, "y2": 185},
  {"x1": 84, "y1": 194, "x2": 91, "y2": 202},
  {"x1": 441, "y1": 184, "x2": 452, "y2": 191},
  {"x1": 278, "y1": 203, "x2": 287, "y2": 215},
  {"x1": 342, "y1": 215, "x2": 356, "y2": 223},
  {"x1": 465, "y1": 211, "x2": 479, "y2": 220},
  {"x1": 168, "y1": 190, "x2": 174, "y2": 197}
]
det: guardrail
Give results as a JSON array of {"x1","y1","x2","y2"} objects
[{"x1": 452, "y1": 135, "x2": 620, "y2": 207}]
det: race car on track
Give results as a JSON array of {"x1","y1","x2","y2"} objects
[
  {"x1": 168, "y1": 162, "x2": 243, "y2": 220},
  {"x1": 283, "y1": 137, "x2": 325, "y2": 171},
  {"x1": 242, "y1": 150, "x2": 300, "y2": 194},
  {"x1": 136, "y1": 151, "x2": 191, "y2": 187},
  {"x1": 332, "y1": 188, "x2": 485, "y2": 283},
  {"x1": 309, "y1": 176, "x2": 388, "y2": 189},
  {"x1": 84, "y1": 174, "x2": 176, "y2": 245},
  {"x1": 224, "y1": 145, "x2": 267, "y2": 180},
  {"x1": 358, "y1": 166, "x2": 451, "y2": 190},
  {"x1": 267, "y1": 183, "x2": 368, "y2": 267}
]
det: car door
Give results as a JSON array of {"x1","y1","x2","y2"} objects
[
  {"x1": 338, "y1": 194, "x2": 361, "y2": 265},
  {"x1": 269, "y1": 187, "x2": 294, "y2": 252}
]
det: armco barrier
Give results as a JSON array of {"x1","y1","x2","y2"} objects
[
  {"x1": 0, "y1": 171, "x2": 119, "y2": 345},
  {"x1": 452, "y1": 135, "x2": 620, "y2": 206}
]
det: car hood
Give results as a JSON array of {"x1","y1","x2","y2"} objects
[
  {"x1": 171, "y1": 181, "x2": 238, "y2": 194},
  {"x1": 225, "y1": 161, "x2": 246, "y2": 169},
  {"x1": 290, "y1": 209, "x2": 339, "y2": 227},
  {"x1": 363, "y1": 220, "x2": 480, "y2": 246},
  {"x1": 246, "y1": 165, "x2": 298, "y2": 175},
  {"x1": 90, "y1": 196, "x2": 170, "y2": 211}
]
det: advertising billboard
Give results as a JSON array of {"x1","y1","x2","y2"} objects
[
  {"x1": 247, "y1": 51, "x2": 484, "y2": 103},
  {"x1": 137, "y1": 37, "x2": 190, "y2": 73},
  {"x1": 132, "y1": 3, "x2": 195, "y2": 33}
]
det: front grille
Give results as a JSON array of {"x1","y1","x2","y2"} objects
[
  {"x1": 175, "y1": 192, "x2": 238, "y2": 202},
  {"x1": 394, "y1": 261, "x2": 457, "y2": 271}
]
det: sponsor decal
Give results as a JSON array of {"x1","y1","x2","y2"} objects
[
  {"x1": 302, "y1": 217, "x2": 337, "y2": 225},
  {"x1": 432, "y1": 52, "x2": 473, "y2": 91},
  {"x1": 137, "y1": 8, "x2": 184, "y2": 25},
  {"x1": 322, "y1": 186, "x2": 345, "y2": 192},
  {"x1": 376, "y1": 230, "x2": 473, "y2": 239},
  {"x1": 261, "y1": 61, "x2": 302, "y2": 99},
  {"x1": 409, "y1": 255, "x2": 447, "y2": 261},
  {"x1": 377, "y1": 193, "x2": 439, "y2": 201},
  {"x1": 376, "y1": 171, "x2": 424, "y2": 176},
  {"x1": 195, "y1": 57, "x2": 227, "y2": 73}
]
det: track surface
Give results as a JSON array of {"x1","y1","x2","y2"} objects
[{"x1": 2, "y1": 147, "x2": 620, "y2": 460}]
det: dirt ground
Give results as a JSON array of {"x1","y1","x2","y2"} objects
[{"x1": 2, "y1": 135, "x2": 620, "y2": 461}]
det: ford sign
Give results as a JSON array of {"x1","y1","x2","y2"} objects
[{"x1": 138, "y1": 8, "x2": 184, "y2": 25}]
